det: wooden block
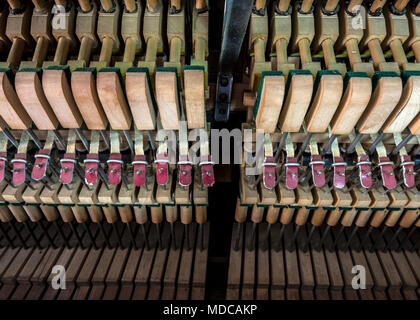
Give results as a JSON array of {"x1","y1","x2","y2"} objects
[
  {"x1": 0, "y1": 71, "x2": 31, "y2": 129},
  {"x1": 2, "y1": 183, "x2": 26, "y2": 203},
  {"x1": 97, "y1": 183, "x2": 119, "y2": 204},
  {"x1": 382, "y1": 74, "x2": 420, "y2": 133},
  {"x1": 118, "y1": 180, "x2": 137, "y2": 204},
  {"x1": 278, "y1": 72, "x2": 313, "y2": 133},
  {"x1": 312, "y1": 185, "x2": 334, "y2": 207},
  {"x1": 78, "y1": 182, "x2": 101, "y2": 204},
  {"x1": 155, "y1": 70, "x2": 180, "y2": 130},
  {"x1": 21, "y1": 182, "x2": 44, "y2": 203},
  {"x1": 156, "y1": 171, "x2": 174, "y2": 204},
  {"x1": 97, "y1": 70, "x2": 132, "y2": 130},
  {"x1": 277, "y1": 182, "x2": 296, "y2": 205},
  {"x1": 240, "y1": 168, "x2": 259, "y2": 204},
  {"x1": 174, "y1": 182, "x2": 190, "y2": 205},
  {"x1": 184, "y1": 67, "x2": 205, "y2": 129},
  {"x1": 295, "y1": 184, "x2": 313, "y2": 206},
  {"x1": 305, "y1": 72, "x2": 343, "y2": 133},
  {"x1": 57, "y1": 178, "x2": 83, "y2": 204},
  {"x1": 42, "y1": 68, "x2": 83, "y2": 128},
  {"x1": 126, "y1": 69, "x2": 156, "y2": 130},
  {"x1": 357, "y1": 75, "x2": 402, "y2": 134},
  {"x1": 330, "y1": 74, "x2": 372, "y2": 135},
  {"x1": 254, "y1": 73, "x2": 285, "y2": 133},
  {"x1": 39, "y1": 182, "x2": 62, "y2": 204},
  {"x1": 137, "y1": 173, "x2": 156, "y2": 205},
  {"x1": 15, "y1": 71, "x2": 58, "y2": 130},
  {"x1": 71, "y1": 70, "x2": 108, "y2": 130}
]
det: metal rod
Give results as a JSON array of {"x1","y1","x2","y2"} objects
[
  {"x1": 297, "y1": 133, "x2": 312, "y2": 160},
  {"x1": 346, "y1": 132, "x2": 363, "y2": 154},
  {"x1": 26, "y1": 129, "x2": 43, "y2": 149},
  {"x1": 100, "y1": 130, "x2": 110, "y2": 150},
  {"x1": 215, "y1": 0, "x2": 253, "y2": 121},
  {"x1": 2, "y1": 128, "x2": 18, "y2": 148},
  {"x1": 367, "y1": 132, "x2": 385, "y2": 155},
  {"x1": 391, "y1": 133, "x2": 413, "y2": 156},
  {"x1": 322, "y1": 134, "x2": 337, "y2": 155},
  {"x1": 75, "y1": 128, "x2": 90, "y2": 151},
  {"x1": 123, "y1": 130, "x2": 134, "y2": 155},
  {"x1": 53, "y1": 130, "x2": 66, "y2": 150},
  {"x1": 147, "y1": 130, "x2": 157, "y2": 151},
  {"x1": 275, "y1": 132, "x2": 288, "y2": 161}
]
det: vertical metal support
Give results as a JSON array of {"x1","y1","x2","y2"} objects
[{"x1": 214, "y1": 0, "x2": 253, "y2": 121}]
